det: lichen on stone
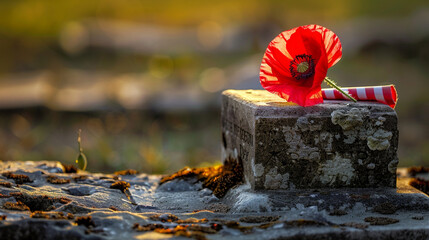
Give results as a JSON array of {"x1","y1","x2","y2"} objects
[
  {"x1": 253, "y1": 163, "x2": 264, "y2": 178},
  {"x1": 388, "y1": 158, "x2": 399, "y2": 174},
  {"x1": 367, "y1": 129, "x2": 392, "y2": 150},
  {"x1": 331, "y1": 108, "x2": 369, "y2": 131},
  {"x1": 263, "y1": 167, "x2": 290, "y2": 190},
  {"x1": 319, "y1": 153, "x2": 355, "y2": 185},
  {"x1": 282, "y1": 126, "x2": 320, "y2": 161}
]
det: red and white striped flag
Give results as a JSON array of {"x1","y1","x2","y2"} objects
[{"x1": 322, "y1": 85, "x2": 398, "y2": 108}]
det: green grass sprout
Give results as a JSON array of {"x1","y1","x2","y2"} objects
[{"x1": 76, "y1": 129, "x2": 88, "y2": 171}]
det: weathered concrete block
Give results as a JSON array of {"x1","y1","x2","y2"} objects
[{"x1": 221, "y1": 90, "x2": 399, "y2": 190}]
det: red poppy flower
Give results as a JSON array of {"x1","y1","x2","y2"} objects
[{"x1": 260, "y1": 24, "x2": 342, "y2": 107}]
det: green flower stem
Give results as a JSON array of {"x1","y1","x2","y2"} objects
[{"x1": 324, "y1": 77, "x2": 357, "y2": 102}]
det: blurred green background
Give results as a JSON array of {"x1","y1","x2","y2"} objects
[{"x1": 0, "y1": 0, "x2": 428, "y2": 173}]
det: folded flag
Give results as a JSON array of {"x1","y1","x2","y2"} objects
[{"x1": 322, "y1": 85, "x2": 398, "y2": 108}]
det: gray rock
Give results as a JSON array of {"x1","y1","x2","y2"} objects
[
  {"x1": 63, "y1": 185, "x2": 96, "y2": 196},
  {"x1": 156, "y1": 178, "x2": 202, "y2": 192},
  {"x1": 135, "y1": 204, "x2": 158, "y2": 212},
  {"x1": 1, "y1": 161, "x2": 428, "y2": 240},
  {"x1": 221, "y1": 90, "x2": 399, "y2": 190},
  {"x1": 0, "y1": 219, "x2": 102, "y2": 240}
]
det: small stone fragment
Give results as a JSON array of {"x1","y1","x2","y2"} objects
[{"x1": 364, "y1": 217, "x2": 399, "y2": 225}]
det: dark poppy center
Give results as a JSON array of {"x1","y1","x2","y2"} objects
[{"x1": 290, "y1": 54, "x2": 315, "y2": 80}]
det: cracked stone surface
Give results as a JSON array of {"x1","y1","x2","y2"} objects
[
  {"x1": 1, "y1": 161, "x2": 429, "y2": 240},
  {"x1": 221, "y1": 90, "x2": 399, "y2": 190}
]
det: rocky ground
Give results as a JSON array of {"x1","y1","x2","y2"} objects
[{"x1": 0, "y1": 161, "x2": 428, "y2": 240}]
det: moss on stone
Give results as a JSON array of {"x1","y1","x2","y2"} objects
[
  {"x1": 114, "y1": 169, "x2": 138, "y2": 175},
  {"x1": 160, "y1": 156, "x2": 243, "y2": 198},
  {"x1": 46, "y1": 175, "x2": 71, "y2": 184},
  {"x1": 110, "y1": 181, "x2": 130, "y2": 193},
  {"x1": 2, "y1": 172, "x2": 32, "y2": 184}
]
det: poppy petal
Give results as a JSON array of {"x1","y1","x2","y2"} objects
[{"x1": 260, "y1": 24, "x2": 342, "y2": 107}]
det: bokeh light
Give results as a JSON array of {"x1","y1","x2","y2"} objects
[{"x1": 0, "y1": 0, "x2": 428, "y2": 173}]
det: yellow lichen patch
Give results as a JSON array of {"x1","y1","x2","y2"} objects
[
  {"x1": 176, "y1": 218, "x2": 208, "y2": 224},
  {"x1": 160, "y1": 156, "x2": 243, "y2": 198},
  {"x1": 3, "y1": 201, "x2": 30, "y2": 211},
  {"x1": 133, "y1": 222, "x2": 217, "y2": 240},
  {"x1": 149, "y1": 213, "x2": 179, "y2": 223},
  {"x1": 30, "y1": 211, "x2": 74, "y2": 220}
]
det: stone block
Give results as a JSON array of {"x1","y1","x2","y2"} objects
[{"x1": 221, "y1": 90, "x2": 399, "y2": 190}]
